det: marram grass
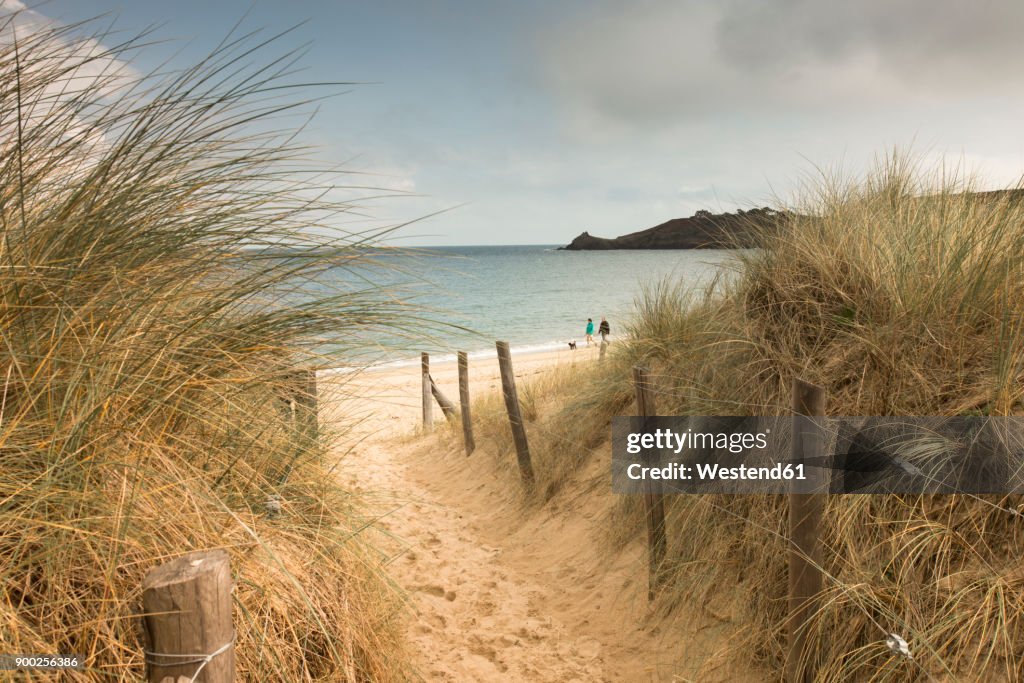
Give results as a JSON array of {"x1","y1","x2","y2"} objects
[
  {"x1": 1, "y1": 15, "x2": 412, "y2": 682},
  {"x1": 468, "y1": 155, "x2": 1024, "y2": 681}
]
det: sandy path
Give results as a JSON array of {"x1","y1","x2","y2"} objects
[
  {"x1": 326, "y1": 347, "x2": 620, "y2": 681},
  {"x1": 338, "y1": 436, "x2": 611, "y2": 681},
  {"x1": 322, "y1": 347, "x2": 749, "y2": 682}
]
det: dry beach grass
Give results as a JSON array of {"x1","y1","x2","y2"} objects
[
  {"x1": 5, "y1": 9, "x2": 1024, "y2": 682},
  {"x1": 468, "y1": 156, "x2": 1024, "y2": 680},
  {"x1": 0, "y1": 16, "x2": 414, "y2": 681}
]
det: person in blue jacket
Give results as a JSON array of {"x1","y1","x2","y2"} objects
[{"x1": 585, "y1": 318, "x2": 595, "y2": 345}]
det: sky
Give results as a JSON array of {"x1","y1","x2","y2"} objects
[{"x1": 5, "y1": 0, "x2": 1024, "y2": 246}]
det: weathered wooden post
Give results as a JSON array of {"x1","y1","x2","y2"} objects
[
  {"x1": 787, "y1": 378, "x2": 827, "y2": 683},
  {"x1": 495, "y1": 341, "x2": 534, "y2": 486},
  {"x1": 421, "y1": 352, "x2": 433, "y2": 432},
  {"x1": 632, "y1": 365, "x2": 667, "y2": 601},
  {"x1": 458, "y1": 351, "x2": 476, "y2": 455},
  {"x1": 430, "y1": 376, "x2": 458, "y2": 421},
  {"x1": 142, "y1": 549, "x2": 234, "y2": 683}
]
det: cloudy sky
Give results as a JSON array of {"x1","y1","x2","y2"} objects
[{"x1": 6, "y1": 0, "x2": 1024, "y2": 245}]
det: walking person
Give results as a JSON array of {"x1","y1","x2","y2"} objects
[
  {"x1": 598, "y1": 316, "x2": 610, "y2": 342},
  {"x1": 585, "y1": 318, "x2": 594, "y2": 345}
]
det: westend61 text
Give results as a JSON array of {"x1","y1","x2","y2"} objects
[{"x1": 626, "y1": 462, "x2": 806, "y2": 481}]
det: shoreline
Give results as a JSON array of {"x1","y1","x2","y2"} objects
[
  {"x1": 320, "y1": 337, "x2": 615, "y2": 376},
  {"x1": 320, "y1": 342, "x2": 604, "y2": 438}
]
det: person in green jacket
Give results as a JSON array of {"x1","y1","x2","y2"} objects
[{"x1": 585, "y1": 318, "x2": 595, "y2": 345}]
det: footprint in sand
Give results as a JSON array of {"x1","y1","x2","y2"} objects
[
  {"x1": 468, "y1": 637, "x2": 509, "y2": 673},
  {"x1": 475, "y1": 597, "x2": 496, "y2": 616},
  {"x1": 415, "y1": 584, "x2": 447, "y2": 598},
  {"x1": 572, "y1": 637, "x2": 602, "y2": 659}
]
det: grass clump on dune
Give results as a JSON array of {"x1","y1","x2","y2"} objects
[
  {"x1": 1, "y1": 14, "x2": 412, "y2": 681},
  {"x1": 482, "y1": 155, "x2": 1024, "y2": 680},
  {"x1": 639, "y1": 158, "x2": 1024, "y2": 681},
  {"x1": 465, "y1": 359, "x2": 633, "y2": 500}
]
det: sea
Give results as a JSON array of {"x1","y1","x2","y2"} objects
[{"x1": 324, "y1": 245, "x2": 741, "y2": 369}]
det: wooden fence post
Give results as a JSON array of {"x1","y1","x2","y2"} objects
[
  {"x1": 142, "y1": 549, "x2": 234, "y2": 683},
  {"x1": 632, "y1": 366, "x2": 667, "y2": 601},
  {"x1": 458, "y1": 351, "x2": 475, "y2": 455},
  {"x1": 495, "y1": 341, "x2": 534, "y2": 486},
  {"x1": 430, "y1": 376, "x2": 458, "y2": 421},
  {"x1": 421, "y1": 352, "x2": 433, "y2": 432},
  {"x1": 787, "y1": 378, "x2": 827, "y2": 683}
]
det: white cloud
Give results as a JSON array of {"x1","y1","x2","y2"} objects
[
  {"x1": 0, "y1": 5, "x2": 141, "y2": 176},
  {"x1": 0, "y1": 8, "x2": 139, "y2": 100}
]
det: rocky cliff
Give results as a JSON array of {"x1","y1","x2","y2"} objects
[{"x1": 561, "y1": 207, "x2": 784, "y2": 250}]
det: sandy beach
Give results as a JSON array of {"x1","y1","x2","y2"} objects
[{"x1": 321, "y1": 343, "x2": 604, "y2": 438}]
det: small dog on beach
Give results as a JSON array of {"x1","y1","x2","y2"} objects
[{"x1": 568, "y1": 340, "x2": 577, "y2": 350}]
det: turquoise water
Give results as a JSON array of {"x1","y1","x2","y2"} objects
[{"x1": 326, "y1": 245, "x2": 740, "y2": 367}]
